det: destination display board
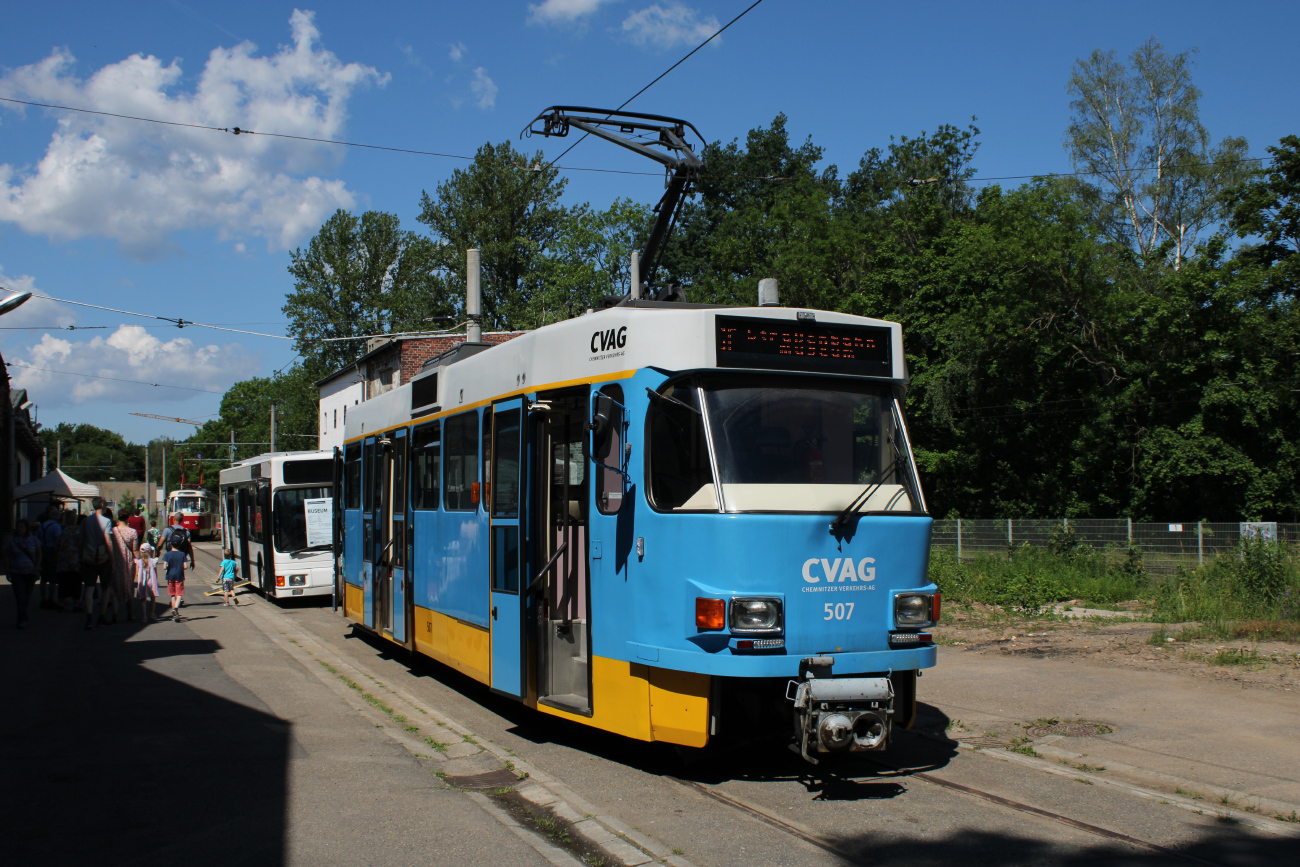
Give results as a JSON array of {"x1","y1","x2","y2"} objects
[{"x1": 714, "y1": 315, "x2": 893, "y2": 377}]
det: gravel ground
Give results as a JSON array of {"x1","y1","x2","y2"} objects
[{"x1": 932, "y1": 604, "x2": 1300, "y2": 692}]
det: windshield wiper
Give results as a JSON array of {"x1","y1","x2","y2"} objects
[
  {"x1": 829, "y1": 459, "x2": 899, "y2": 534},
  {"x1": 645, "y1": 387, "x2": 700, "y2": 415},
  {"x1": 286, "y1": 543, "x2": 332, "y2": 555}
]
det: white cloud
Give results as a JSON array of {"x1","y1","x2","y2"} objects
[
  {"x1": 621, "y1": 3, "x2": 720, "y2": 50},
  {"x1": 0, "y1": 10, "x2": 388, "y2": 259},
  {"x1": 448, "y1": 42, "x2": 467, "y2": 63},
  {"x1": 528, "y1": 0, "x2": 618, "y2": 25},
  {"x1": 470, "y1": 68, "x2": 498, "y2": 110},
  {"x1": 9, "y1": 324, "x2": 261, "y2": 406},
  {"x1": 0, "y1": 266, "x2": 78, "y2": 352}
]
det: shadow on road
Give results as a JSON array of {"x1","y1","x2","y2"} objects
[{"x1": 0, "y1": 587, "x2": 290, "y2": 867}]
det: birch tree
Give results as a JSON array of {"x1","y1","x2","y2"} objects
[{"x1": 1066, "y1": 38, "x2": 1248, "y2": 268}]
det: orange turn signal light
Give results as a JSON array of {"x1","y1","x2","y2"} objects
[
  {"x1": 275, "y1": 575, "x2": 286, "y2": 587},
  {"x1": 695, "y1": 597, "x2": 725, "y2": 631},
  {"x1": 470, "y1": 482, "x2": 481, "y2": 504}
]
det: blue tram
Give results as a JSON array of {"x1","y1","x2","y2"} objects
[
  {"x1": 336, "y1": 300, "x2": 937, "y2": 762},
  {"x1": 335, "y1": 106, "x2": 936, "y2": 761}
]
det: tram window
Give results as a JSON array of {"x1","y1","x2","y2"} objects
[
  {"x1": 491, "y1": 408, "x2": 521, "y2": 519},
  {"x1": 345, "y1": 444, "x2": 361, "y2": 510},
  {"x1": 594, "y1": 384, "x2": 624, "y2": 515},
  {"x1": 363, "y1": 441, "x2": 376, "y2": 512},
  {"x1": 411, "y1": 422, "x2": 440, "y2": 510},
  {"x1": 647, "y1": 380, "x2": 716, "y2": 511},
  {"x1": 481, "y1": 407, "x2": 493, "y2": 512},
  {"x1": 393, "y1": 433, "x2": 407, "y2": 514},
  {"x1": 443, "y1": 412, "x2": 478, "y2": 511}
]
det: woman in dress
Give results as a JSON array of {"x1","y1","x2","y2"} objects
[
  {"x1": 109, "y1": 507, "x2": 140, "y2": 623},
  {"x1": 55, "y1": 509, "x2": 83, "y2": 612}
]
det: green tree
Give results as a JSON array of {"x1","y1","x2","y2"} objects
[
  {"x1": 664, "y1": 114, "x2": 837, "y2": 307},
  {"x1": 284, "y1": 209, "x2": 451, "y2": 373},
  {"x1": 527, "y1": 198, "x2": 652, "y2": 325},
  {"x1": 40, "y1": 423, "x2": 144, "y2": 482},
  {"x1": 1065, "y1": 37, "x2": 1249, "y2": 268},
  {"x1": 1228, "y1": 134, "x2": 1300, "y2": 296},
  {"x1": 417, "y1": 141, "x2": 574, "y2": 331}
]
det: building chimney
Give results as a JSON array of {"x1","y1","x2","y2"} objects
[
  {"x1": 758, "y1": 277, "x2": 779, "y2": 307},
  {"x1": 467, "y1": 248, "x2": 482, "y2": 343}
]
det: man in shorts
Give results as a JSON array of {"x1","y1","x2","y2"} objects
[{"x1": 163, "y1": 536, "x2": 190, "y2": 623}]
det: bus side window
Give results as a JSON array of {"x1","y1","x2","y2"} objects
[
  {"x1": 345, "y1": 444, "x2": 361, "y2": 510},
  {"x1": 594, "y1": 384, "x2": 624, "y2": 515},
  {"x1": 412, "y1": 422, "x2": 439, "y2": 510},
  {"x1": 443, "y1": 412, "x2": 478, "y2": 512}
]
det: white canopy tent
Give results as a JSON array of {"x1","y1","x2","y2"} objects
[{"x1": 13, "y1": 468, "x2": 101, "y2": 506}]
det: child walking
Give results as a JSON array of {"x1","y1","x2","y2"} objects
[
  {"x1": 219, "y1": 549, "x2": 241, "y2": 607},
  {"x1": 135, "y1": 543, "x2": 160, "y2": 622}
]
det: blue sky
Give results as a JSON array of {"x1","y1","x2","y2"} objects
[{"x1": 2, "y1": 0, "x2": 1297, "y2": 445}]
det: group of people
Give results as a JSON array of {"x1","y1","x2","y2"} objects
[{"x1": 2, "y1": 499, "x2": 226, "y2": 629}]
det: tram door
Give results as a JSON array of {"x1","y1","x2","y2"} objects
[
  {"x1": 489, "y1": 399, "x2": 526, "y2": 697},
  {"x1": 533, "y1": 390, "x2": 592, "y2": 715},
  {"x1": 372, "y1": 437, "x2": 396, "y2": 635},
  {"x1": 387, "y1": 428, "x2": 409, "y2": 644},
  {"x1": 361, "y1": 437, "x2": 377, "y2": 628}
]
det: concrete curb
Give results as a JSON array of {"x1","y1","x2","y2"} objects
[{"x1": 236, "y1": 598, "x2": 701, "y2": 867}]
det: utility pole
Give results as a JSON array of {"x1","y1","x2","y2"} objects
[
  {"x1": 161, "y1": 447, "x2": 167, "y2": 519},
  {"x1": 145, "y1": 447, "x2": 150, "y2": 515},
  {"x1": 270, "y1": 404, "x2": 277, "y2": 454},
  {"x1": 57, "y1": 440, "x2": 61, "y2": 470},
  {"x1": 230, "y1": 428, "x2": 236, "y2": 466}
]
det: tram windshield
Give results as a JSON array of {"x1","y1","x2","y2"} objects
[
  {"x1": 648, "y1": 375, "x2": 924, "y2": 514},
  {"x1": 273, "y1": 486, "x2": 331, "y2": 553},
  {"x1": 173, "y1": 497, "x2": 201, "y2": 513}
]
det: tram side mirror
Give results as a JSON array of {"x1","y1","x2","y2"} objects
[{"x1": 590, "y1": 393, "x2": 619, "y2": 459}]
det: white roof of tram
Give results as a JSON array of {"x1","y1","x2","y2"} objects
[{"x1": 343, "y1": 304, "x2": 906, "y2": 441}]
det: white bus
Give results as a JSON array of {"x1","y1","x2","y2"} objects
[{"x1": 218, "y1": 451, "x2": 335, "y2": 599}]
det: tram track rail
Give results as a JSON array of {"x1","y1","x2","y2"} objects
[{"x1": 671, "y1": 751, "x2": 1228, "y2": 867}]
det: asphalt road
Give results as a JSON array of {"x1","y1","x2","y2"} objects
[
  {"x1": 177, "y1": 539, "x2": 1298, "y2": 867},
  {"x1": 0, "y1": 552, "x2": 565, "y2": 867}
]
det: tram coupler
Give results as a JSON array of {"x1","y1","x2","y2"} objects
[{"x1": 787, "y1": 657, "x2": 894, "y2": 765}]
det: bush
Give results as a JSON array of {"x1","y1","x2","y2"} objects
[
  {"x1": 1150, "y1": 538, "x2": 1300, "y2": 624},
  {"x1": 929, "y1": 531, "x2": 1153, "y2": 614}
]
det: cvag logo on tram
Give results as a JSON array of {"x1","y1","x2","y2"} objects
[{"x1": 589, "y1": 326, "x2": 627, "y2": 354}]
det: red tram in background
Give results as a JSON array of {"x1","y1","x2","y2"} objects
[{"x1": 166, "y1": 487, "x2": 217, "y2": 540}]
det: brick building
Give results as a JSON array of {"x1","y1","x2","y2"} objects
[{"x1": 316, "y1": 333, "x2": 526, "y2": 451}]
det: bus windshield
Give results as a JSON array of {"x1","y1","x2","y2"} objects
[
  {"x1": 273, "y1": 486, "x2": 331, "y2": 553},
  {"x1": 696, "y1": 375, "x2": 924, "y2": 514}
]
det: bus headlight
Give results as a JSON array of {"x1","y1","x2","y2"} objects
[
  {"x1": 894, "y1": 592, "x2": 935, "y2": 628},
  {"x1": 729, "y1": 597, "x2": 783, "y2": 633}
]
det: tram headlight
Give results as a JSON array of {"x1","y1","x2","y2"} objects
[
  {"x1": 729, "y1": 597, "x2": 783, "y2": 634},
  {"x1": 894, "y1": 592, "x2": 935, "y2": 628}
]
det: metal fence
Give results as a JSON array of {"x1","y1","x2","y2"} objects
[{"x1": 931, "y1": 520, "x2": 1300, "y2": 573}]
